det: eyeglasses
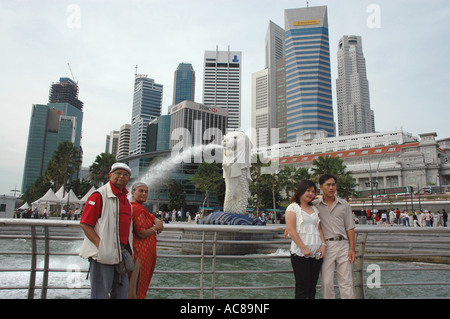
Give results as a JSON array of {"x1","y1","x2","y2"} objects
[{"x1": 113, "y1": 171, "x2": 130, "y2": 178}]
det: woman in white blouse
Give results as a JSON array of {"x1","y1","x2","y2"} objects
[{"x1": 285, "y1": 179, "x2": 327, "y2": 299}]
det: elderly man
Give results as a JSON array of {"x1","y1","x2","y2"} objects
[
  {"x1": 313, "y1": 174, "x2": 355, "y2": 299},
  {"x1": 79, "y1": 163, "x2": 133, "y2": 299}
]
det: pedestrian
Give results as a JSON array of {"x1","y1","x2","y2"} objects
[
  {"x1": 412, "y1": 211, "x2": 420, "y2": 227},
  {"x1": 79, "y1": 163, "x2": 134, "y2": 299},
  {"x1": 284, "y1": 180, "x2": 326, "y2": 299},
  {"x1": 443, "y1": 209, "x2": 448, "y2": 227},
  {"x1": 381, "y1": 211, "x2": 387, "y2": 226},
  {"x1": 424, "y1": 210, "x2": 432, "y2": 227},
  {"x1": 128, "y1": 182, "x2": 164, "y2": 299},
  {"x1": 389, "y1": 209, "x2": 395, "y2": 225},
  {"x1": 313, "y1": 174, "x2": 356, "y2": 299},
  {"x1": 395, "y1": 208, "x2": 401, "y2": 225}
]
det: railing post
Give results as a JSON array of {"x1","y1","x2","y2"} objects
[
  {"x1": 28, "y1": 226, "x2": 37, "y2": 299},
  {"x1": 199, "y1": 232, "x2": 205, "y2": 299},
  {"x1": 41, "y1": 226, "x2": 50, "y2": 299},
  {"x1": 211, "y1": 231, "x2": 217, "y2": 299},
  {"x1": 354, "y1": 232, "x2": 368, "y2": 299}
]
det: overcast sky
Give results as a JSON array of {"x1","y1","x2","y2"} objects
[{"x1": 1, "y1": 0, "x2": 449, "y2": 196}]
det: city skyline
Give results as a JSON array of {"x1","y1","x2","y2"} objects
[{"x1": 1, "y1": 0, "x2": 449, "y2": 195}]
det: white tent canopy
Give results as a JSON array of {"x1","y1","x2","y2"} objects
[
  {"x1": 18, "y1": 202, "x2": 30, "y2": 210},
  {"x1": 80, "y1": 186, "x2": 97, "y2": 203},
  {"x1": 32, "y1": 188, "x2": 61, "y2": 210},
  {"x1": 55, "y1": 186, "x2": 65, "y2": 200},
  {"x1": 62, "y1": 189, "x2": 81, "y2": 205}
]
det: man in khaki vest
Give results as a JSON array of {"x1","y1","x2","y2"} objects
[{"x1": 313, "y1": 174, "x2": 355, "y2": 299}]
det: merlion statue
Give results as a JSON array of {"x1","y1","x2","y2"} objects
[
  {"x1": 200, "y1": 131, "x2": 263, "y2": 225},
  {"x1": 222, "y1": 131, "x2": 252, "y2": 215}
]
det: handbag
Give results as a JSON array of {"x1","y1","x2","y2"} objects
[{"x1": 115, "y1": 245, "x2": 135, "y2": 274}]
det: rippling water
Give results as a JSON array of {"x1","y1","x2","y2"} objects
[{"x1": 1, "y1": 239, "x2": 449, "y2": 299}]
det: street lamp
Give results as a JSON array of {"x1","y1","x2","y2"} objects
[{"x1": 365, "y1": 180, "x2": 378, "y2": 222}]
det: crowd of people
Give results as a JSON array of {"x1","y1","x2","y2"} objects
[{"x1": 361, "y1": 208, "x2": 448, "y2": 227}]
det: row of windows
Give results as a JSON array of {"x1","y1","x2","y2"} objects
[
  {"x1": 287, "y1": 107, "x2": 334, "y2": 118},
  {"x1": 286, "y1": 75, "x2": 331, "y2": 87},
  {"x1": 287, "y1": 97, "x2": 333, "y2": 108}
]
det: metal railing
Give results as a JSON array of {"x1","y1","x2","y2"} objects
[{"x1": 1, "y1": 218, "x2": 449, "y2": 299}]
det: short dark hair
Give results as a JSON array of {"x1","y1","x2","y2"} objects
[
  {"x1": 290, "y1": 180, "x2": 317, "y2": 205},
  {"x1": 319, "y1": 174, "x2": 338, "y2": 185}
]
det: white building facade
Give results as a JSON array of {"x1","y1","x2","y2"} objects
[{"x1": 203, "y1": 48, "x2": 241, "y2": 130}]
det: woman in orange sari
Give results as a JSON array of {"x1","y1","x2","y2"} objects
[{"x1": 128, "y1": 182, "x2": 164, "y2": 299}]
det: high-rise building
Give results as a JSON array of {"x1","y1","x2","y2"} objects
[
  {"x1": 336, "y1": 35, "x2": 375, "y2": 136},
  {"x1": 117, "y1": 124, "x2": 131, "y2": 160},
  {"x1": 129, "y1": 74, "x2": 163, "y2": 156},
  {"x1": 203, "y1": 47, "x2": 241, "y2": 129},
  {"x1": 49, "y1": 77, "x2": 84, "y2": 111},
  {"x1": 173, "y1": 63, "x2": 195, "y2": 105},
  {"x1": 22, "y1": 78, "x2": 83, "y2": 192},
  {"x1": 169, "y1": 100, "x2": 228, "y2": 150},
  {"x1": 266, "y1": 21, "x2": 286, "y2": 143},
  {"x1": 146, "y1": 115, "x2": 171, "y2": 152},
  {"x1": 284, "y1": 6, "x2": 335, "y2": 141},
  {"x1": 251, "y1": 68, "x2": 270, "y2": 148},
  {"x1": 105, "y1": 130, "x2": 120, "y2": 155}
]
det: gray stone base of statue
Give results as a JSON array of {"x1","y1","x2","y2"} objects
[{"x1": 201, "y1": 131, "x2": 263, "y2": 226}]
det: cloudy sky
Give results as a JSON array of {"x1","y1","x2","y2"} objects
[{"x1": 1, "y1": 0, "x2": 449, "y2": 196}]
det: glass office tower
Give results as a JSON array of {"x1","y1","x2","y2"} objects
[
  {"x1": 284, "y1": 6, "x2": 335, "y2": 141},
  {"x1": 22, "y1": 79, "x2": 83, "y2": 192},
  {"x1": 173, "y1": 63, "x2": 195, "y2": 105}
]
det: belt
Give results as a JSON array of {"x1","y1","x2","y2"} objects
[{"x1": 326, "y1": 235, "x2": 345, "y2": 242}]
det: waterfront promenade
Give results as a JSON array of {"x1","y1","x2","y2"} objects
[{"x1": 1, "y1": 218, "x2": 449, "y2": 299}]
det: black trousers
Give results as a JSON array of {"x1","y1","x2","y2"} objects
[{"x1": 290, "y1": 254, "x2": 323, "y2": 299}]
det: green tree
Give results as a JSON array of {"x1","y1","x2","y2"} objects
[
  {"x1": 45, "y1": 141, "x2": 82, "y2": 191},
  {"x1": 89, "y1": 153, "x2": 117, "y2": 186},
  {"x1": 190, "y1": 161, "x2": 223, "y2": 211},
  {"x1": 250, "y1": 155, "x2": 282, "y2": 219},
  {"x1": 311, "y1": 155, "x2": 356, "y2": 199},
  {"x1": 69, "y1": 178, "x2": 93, "y2": 198},
  {"x1": 278, "y1": 165, "x2": 311, "y2": 200},
  {"x1": 168, "y1": 179, "x2": 185, "y2": 212},
  {"x1": 21, "y1": 176, "x2": 52, "y2": 204}
]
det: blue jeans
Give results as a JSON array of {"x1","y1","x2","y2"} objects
[{"x1": 89, "y1": 259, "x2": 129, "y2": 299}]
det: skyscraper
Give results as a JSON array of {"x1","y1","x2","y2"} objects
[
  {"x1": 266, "y1": 21, "x2": 286, "y2": 143},
  {"x1": 129, "y1": 74, "x2": 163, "y2": 156},
  {"x1": 203, "y1": 47, "x2": 241, "y2": 129},
  {"x1": 22, "y1": 78, "x2": 83, "y2": 192},
  {"x1": 284, "y1": 6, "x2": 335, "y2": 141},
  {"x1": 173, "y1": 63, "x2": 195, "y2": 105},
  {"x1": 336, "y1": 35, "x2": 375, "y2": 136},
  {"x1": 251, "y1": 68, "x2": 270, "y2": 148}
]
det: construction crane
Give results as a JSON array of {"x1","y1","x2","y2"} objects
[{"x1": 67, "y1": 63, "x2": 78, "y2": 84}]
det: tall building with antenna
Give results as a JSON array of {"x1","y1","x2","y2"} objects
[{"x1": 129, "y1": 69, "x2": 163, "y2": 156}]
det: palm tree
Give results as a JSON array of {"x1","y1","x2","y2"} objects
[
  {"x1": 311, "y1": 155, "x2": 356, "y2": 199},
  {"x1": 89, "y1": 153, "x2": 117, "y2": 186},
  {"x1": 278, "y1": 165, "x2": 311, "y2": 200},
  {"x1": 45, "y1": 141, "x2": 82, "y2": 191}
]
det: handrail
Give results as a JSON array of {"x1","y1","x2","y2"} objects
[{"x1": 0, "y1": 218, "x2": 449, "y2": 299}]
